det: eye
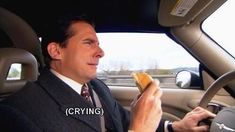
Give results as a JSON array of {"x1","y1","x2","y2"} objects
[
  {"x1": 85, "y1": 41, "x2": 92, "y2": 45},
  {"x1": 83, "y1": 39, "x2": 94, "y2": 45},
  {"x1": 84, "y1": 40, "x2": 91, "y2": 44}
]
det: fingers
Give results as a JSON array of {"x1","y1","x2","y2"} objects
[
  {"x1": 190, "y1": 107, "x2": 216, "y2": 119},
  {"x1": 193, "y1": 125, "x2": 209, "y2": 132},
  {"x1": 129, "y1": 80, "x2": 163, "y2": 131},
  {"x1": 133, "y1": 81, "x2": 162, "y2": 109}
]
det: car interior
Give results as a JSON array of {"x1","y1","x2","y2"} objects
[{"x1": 0, "y1": 0, "x2": 235, "y2": 131}]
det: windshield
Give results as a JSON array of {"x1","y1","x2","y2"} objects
[{"x1": 202, "y1": 0, "x2": 235, "y2": 57}]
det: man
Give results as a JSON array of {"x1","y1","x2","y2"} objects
[{"x1": 0, "y1": 14, "x2": 215, "y2": 132}]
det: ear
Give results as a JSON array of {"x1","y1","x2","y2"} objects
[{"x1": 47, "y1": 42, "x2": 63, "y2": 60}]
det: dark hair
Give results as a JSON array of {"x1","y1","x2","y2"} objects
[{"x1": 41, "y1": 14, "x2": 95, "y2": 66}]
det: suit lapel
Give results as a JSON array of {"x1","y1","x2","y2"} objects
[{"x1": 37, "y1": 68, "x2": 101, "y2": 132}]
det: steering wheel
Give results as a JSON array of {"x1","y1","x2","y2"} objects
[
  {"x1": 199, "y1": 70, "x2": 235, "y2": 108},
  {"x1": 198, "y1": 70, "x2": 235, "y2": 132}
]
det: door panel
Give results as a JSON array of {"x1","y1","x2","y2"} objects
[
  {"x1": 109, "y1": 85, "x2": 235, "y2": 121},
  {"x1": 110, "y1": 86, "x2": 204, "y2": 120}
]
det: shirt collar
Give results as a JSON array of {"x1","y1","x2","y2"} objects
[{"x1": 50, "y1": 69, "x2": 83, "y2": 94}]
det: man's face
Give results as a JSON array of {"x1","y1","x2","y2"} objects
[{"x1": 59, "y1": 21, "x2": 104, "y2": 83}]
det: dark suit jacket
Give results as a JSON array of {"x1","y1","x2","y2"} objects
[{"x1": 0, "y1": 68, "x2": 164, "y2": 132}]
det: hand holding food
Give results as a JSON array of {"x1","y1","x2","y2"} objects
[{"x1": 130, "y1": 72, "x2": 162, "y2": 131}]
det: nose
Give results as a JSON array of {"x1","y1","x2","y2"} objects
[{"x1": 95, "y1": 45, "x2": 105, "y2": 58}]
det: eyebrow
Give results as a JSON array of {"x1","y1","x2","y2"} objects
[{"x1": 83, "y1": 38, "x2": 93, "y2": 42}]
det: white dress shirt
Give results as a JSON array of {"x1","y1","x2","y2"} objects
[{"x1": 50, "y1": 69, "x2": 83, "y2": 95}]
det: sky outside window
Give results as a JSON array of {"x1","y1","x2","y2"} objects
[{"x1": 202, "y1": 0, "x2": 235, "y2": 57}]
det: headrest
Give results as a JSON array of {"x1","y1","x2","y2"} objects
[{"x1": 0, "y1": 48, "x2": 38, "y2": 96}]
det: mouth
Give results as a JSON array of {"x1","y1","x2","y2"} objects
[{"x1": 87, "y1": 63, "x2": 98, "y2": 68}]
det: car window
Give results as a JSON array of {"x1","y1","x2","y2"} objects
[
  {"x1": 97, "y1": 33, "x2": 199, "y2": 88},
  {"x1": 202, "y1": 0, "x2": 235, "y2": 57}
]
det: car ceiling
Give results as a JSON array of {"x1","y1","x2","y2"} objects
[
  {"x1": 0, "y1": 0, "x2": 169, "y2": 37},
  {"x1": 1, "y1": 0, "x2": 220, "y2": 42}
]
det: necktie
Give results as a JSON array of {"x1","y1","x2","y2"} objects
[{"x1": 81, "y1": 84, "x2": 93, "y2": 105}]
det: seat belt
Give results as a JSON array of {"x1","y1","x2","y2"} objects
[{"x1": 92, "y1": 90, "x2": 106, "y2": 132}]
